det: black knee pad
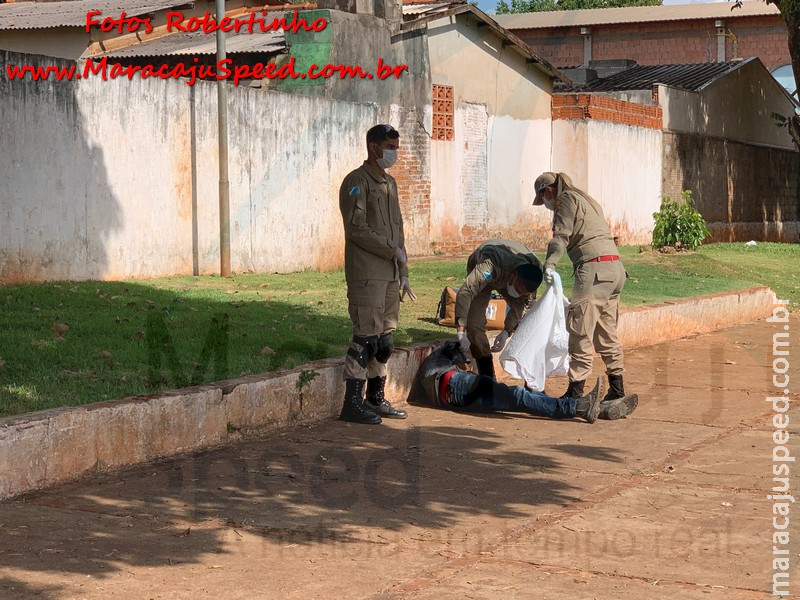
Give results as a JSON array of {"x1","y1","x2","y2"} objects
[
  {"x1": 348, "y1": 335, "x2": 378, "y2": 368},
  {"x1": 375, "y1": 333, "x2": 394, "y2": 363}
]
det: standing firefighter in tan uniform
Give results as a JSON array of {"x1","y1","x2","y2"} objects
[
  {"x1": 534, "y1": 172, "x2": 638, "y2": 420},
  {"x1": 455, "y1": 240, "x2": 543, "y2": 380},
  {"x1": 338, "y1": 124, "x2": 416, "y2": 425}
]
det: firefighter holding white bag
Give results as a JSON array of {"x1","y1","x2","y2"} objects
[
  {"x1": 533, "y1": 172, "x2": 638, "y2": 420},
  {"x1": 499, "y1": 269, "x2": 570, "y2": 392}
]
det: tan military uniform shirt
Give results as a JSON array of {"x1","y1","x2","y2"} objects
[
  {"x1": 544, "y1": 190, "x2": 618, "y2": 271},
  {"x1": 455, "y1": 239, "x2": 541, "y2": 333},
  {"x1": 543, "y1": 187, "x2": 625, "y2": 381},
  {"x1": 339, "y1": 162, "x2": 408, "y2": 282}
]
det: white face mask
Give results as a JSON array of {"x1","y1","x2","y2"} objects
[
  {"x1": 543, "y1": 196, "x2": 556, "y2": 211},
  {"x1": 376, "y1": 148, "x2": 397, "y2": 170},
  {"x1": 506, "y1": 281, "x2": 521, "y2": 298}
]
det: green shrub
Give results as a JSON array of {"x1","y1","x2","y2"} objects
[{"x1": 652, "y1": 190, "x2": 710, "y2": 251}]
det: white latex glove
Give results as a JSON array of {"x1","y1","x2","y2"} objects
[
  {"x1": 399, "y1": 276, "x2": 416, "y2": 301},
  {"x1": 490, "y1": 330, "x2": 510, "y2": 353},
  {"x1": 457, "y1": 330, "x2": 471, "y2": 354},
  {"x1": 544, "y1": 267, "x2": 555, "y2": 284},
  {"x1": 393, "y1": 246, "x2": 408, "y2": 267}
]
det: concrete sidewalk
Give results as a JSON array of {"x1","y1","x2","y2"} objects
[{"x1": 0, "y1": 317, "x2": 797, "y2": 599}]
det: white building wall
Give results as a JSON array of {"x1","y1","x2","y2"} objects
[
  {"x1": 0, "y1": 50, "x2": 379, "y2": 281},
  {"x1": 660, "y1": 58, "x2": 796, "y2": 150},
  {"x1": 552, "y1": 119, "x2": 662, "y2": 245},
  {"x1": 426, "y1": 13, "x2": 554, "y2": 252},
  {"x1": 487, "y1": 114, "x2": 552, "y2": 238}
]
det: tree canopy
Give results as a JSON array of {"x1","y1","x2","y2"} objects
[{"x1": 495, "y1": 0, "x2": 661, "y2": 13}]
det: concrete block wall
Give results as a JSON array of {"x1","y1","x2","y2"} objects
[{"x1": 662, "y1": 131, "x2": 800, "y2": 243}]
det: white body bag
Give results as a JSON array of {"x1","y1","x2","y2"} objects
[{"x1": 499, "y1": 271, "x2": 570, "y2": 391}]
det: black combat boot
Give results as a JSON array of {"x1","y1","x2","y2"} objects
[
  {"x1": 365, "y1": 376, "x2": 407, "y2": 419},
  {"x1": 475, "y1": 356, "x2": 496, "y2": 380},
  {"x1": 339, "y1": 379, "x2": 381, "y2": 424},
  {"x1": 603, "y1": 374, "x2": 625, "y2": 401},
  {"x1": 574, "y1": 378, "x2": 603, "y2": 424},
  {"x1": 599, "y1": 374, "x2": 639, "y2": 420},
  {"x1": 560, "y1": 380, "x2": 585, "y2": 400}
]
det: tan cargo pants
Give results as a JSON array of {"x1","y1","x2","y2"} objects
[
  {"x1": 343, "y1": 279, "x2": 400, "y2": 380},
  {"x1": 465, "y1": 287, "x2": 527, "y2": 360},
  {"x1": 566, "y1": 260, "x2": 626, "y2": 382},
  {"x1": 465, "y1": 285, "x2": 496, "y2": 360}
]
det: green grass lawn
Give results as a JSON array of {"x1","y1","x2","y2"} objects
[{"x1": 0, "y1": 242, "x2": 797, "y2": 417}]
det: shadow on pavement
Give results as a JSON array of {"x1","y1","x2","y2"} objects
[{"x1": 1, "y1": 419, "x2": 625, "y2": 597}]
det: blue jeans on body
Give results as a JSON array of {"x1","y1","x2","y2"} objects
[{"x1": 445, "y1": 371, "x2": 576, "y2": 419}]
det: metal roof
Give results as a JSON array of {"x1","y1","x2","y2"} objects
[
  {"x1": 401, "y1": 0, "x2": 568, "y2": 82},
  {"x1": 0, "y1": 0, "x2": 188, "y2": 30},
  {"x1": 402, "y1": 2, "x2": 454, "y2": 16},
  {"x1": 494, "y1": 1, "x2": 781, "y2": 30},
  {"x1": 94, "y1": 29, "x2": 284, "y2": 58},
  {"x1": 555, "y1": 59, "x2": 751, "y2": 93}
]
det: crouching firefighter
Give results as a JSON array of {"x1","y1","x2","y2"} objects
[{"x1": 455, "y1": 239, "x2": 543, "y2": 380}]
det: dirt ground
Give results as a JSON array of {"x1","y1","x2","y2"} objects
[{"x1": 0, "y1": 318, "x2": 797, "y2": 599}]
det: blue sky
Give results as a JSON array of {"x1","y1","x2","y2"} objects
[{"x1": 474, "y1": 0, "x2": 498, "y2": 11}]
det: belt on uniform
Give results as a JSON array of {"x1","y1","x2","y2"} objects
[{"x1": 581, "y1": 255, "x2": 619, "y2": 265}]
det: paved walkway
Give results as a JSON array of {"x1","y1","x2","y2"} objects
[{"x1": 0, "y1": 318, "x2": 797, "y2": 599}]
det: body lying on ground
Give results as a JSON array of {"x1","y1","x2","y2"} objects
[{"x1": 406, "y1": 341, "x2": 637, "y2": 423}]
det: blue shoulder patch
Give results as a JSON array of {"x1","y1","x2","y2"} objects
[
  {"x1": 482, "y1": 270, "x2": 492, "y2": 281},
  {"x1": 349, "y1": 185, "x2": 361, "y2": 196}
]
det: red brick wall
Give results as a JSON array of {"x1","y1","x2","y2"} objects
[
  {"x1": 517, "y1": 28, "x2": 584, "y2": 68},
  {"x1": 393, "y1": 114, "x2": 432, "y2": 254},
  {"x1": 517, "y1": 15, "x2": 789, "y2": 70},
  {"x1": 593, "y1": 21, "x2": 716, "y2": 65},
  {"x1": 730, "y1": 16, "x2": 791, "y2": 70},
  {"x1": 553, "y1": 93, "x2": 662, "y2": 129}
]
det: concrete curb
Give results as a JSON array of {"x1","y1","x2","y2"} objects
[
  {"x1": 617, "y1": 286, "x2": 778, "y2": 349},
  {"x1": 0, "y1": 286, "x2": 777, "y2": 500}
]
